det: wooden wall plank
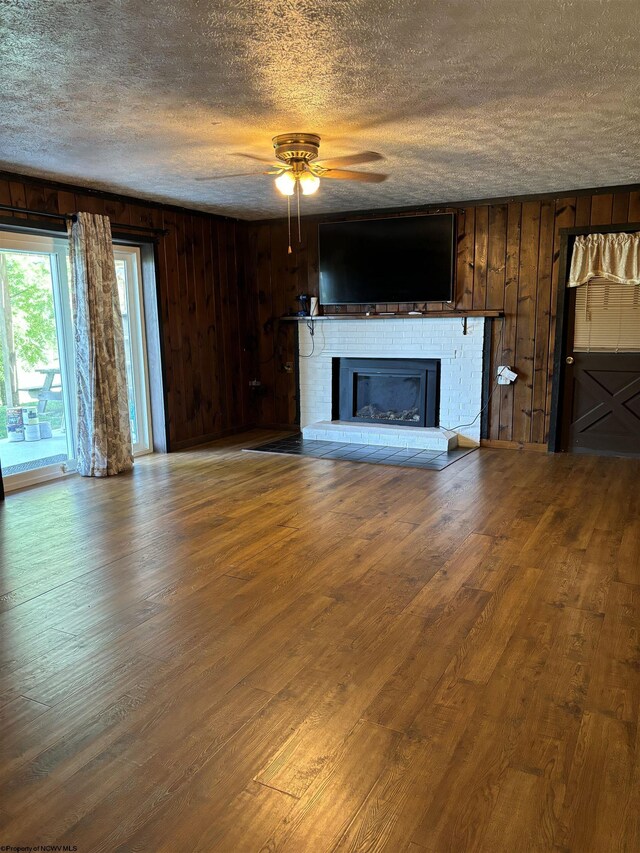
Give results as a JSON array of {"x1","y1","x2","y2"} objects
[
  {"x1": 575, "y1": 195, "x2": 592, "y2": 226},
  {"x1": 457, "y1": 208, "x2": 475, "y2": 310},
  {"x1": 225, "y1": 220, "x2": 243, "y2": 430},
  {"x1": 472, "y1": 206, "x2": 489, "y2": 310},
  {"x1": 486, "y1": 205, "x2": 507, "y2": 311},
  {"x1": 628, "y1": 192, "x2": 640, "y2": 221},
  {"x1": 249, "y1": 185, "x2": 640, "y2": 445},
  {"x1": 0, "y1": 171, "x2": 258, "y2": 451},
  {"x1": 544, "y1": 197, "x2": 576, "y2": 441},
  {"x1": 8, "y1": 182, "x2": 28, "y2": 218},
  {"x1": 4, "y1": 169, "x2": 640, "y2": 449},
  {"x1": 271, "y1": 224, "x2": 294, "y2": 425},
  {"x1": 590, "y1": 194, "x2": 613, "y2": 226},
  {"x1": 499, "y1": 203, "x2": 522, "y2": 442},
  {"x1": 190, "y1": 216, "x2": 207, "y2": 439},
  {"x1": 238, "y1": 223, "x2": 258, "y2": 427},
  {"x1": 202, "y1": 216, "x2": 221, "y2": 436},
  {"x1": 486, "y1": 204, "x2": 508, "y2": 441},
  {"x1": 513, "y1": 202, "x2": 541, "y2": 443},
  {"x1": 531, "y1": 201, "x2": 555, "y2": 444},
  {"x1": 0, "y1": 180, "x2": 12, "y2": 207},
  {"x1": 255, "y1": 224, "x2": 276, "y2": 427},
  {"x1": 56, "y1": 191, "x2": 77, "y2": 217},
  {"x1": 612, "y1": 192, "x2": 630, "y2": 224},
  {"x1": 211, "y1": 221, "x2": 228, "y2": 435}
]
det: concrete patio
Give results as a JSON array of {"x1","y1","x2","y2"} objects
[{"x1": 0, "y1": 430, "x2": 68, "y2": 475}]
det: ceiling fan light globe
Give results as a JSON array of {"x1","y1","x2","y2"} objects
[
  {"x1": 275, "y1": 171, "x2": 296, "y2": 196},
  {"x1": 299, "y1": 171, "x2": 320, "y2": 195}
]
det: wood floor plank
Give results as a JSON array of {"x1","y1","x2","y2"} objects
[
  {"x1": 0, "y1": 431, "x2": 638, "y2": 851},
  {"x1": 259, "y1": 719, "x2": 402, "y2": 852},
  {"x1": 557, "y1": 711, "x2": 635, "y2": 852}
]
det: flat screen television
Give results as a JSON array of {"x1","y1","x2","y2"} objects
[{"x1": 319, "y1": 213, "x2": 455, "y2": 305}]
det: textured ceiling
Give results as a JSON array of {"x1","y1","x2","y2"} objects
[{"x1": 1, "y1": 0, "x2": 639, "y2": 220}]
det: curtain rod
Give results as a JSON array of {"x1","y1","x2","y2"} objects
[{"x1": 0, "y1": 203, "x2": 168, "y2": 236}]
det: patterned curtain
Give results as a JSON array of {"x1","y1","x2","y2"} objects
[{"x1": 67, "y1": 213, "x2": 133, "y2": 477}]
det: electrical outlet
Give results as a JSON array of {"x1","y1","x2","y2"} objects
[{"x1": 497, "y1": 365, "x2": 518, "y2": 384}]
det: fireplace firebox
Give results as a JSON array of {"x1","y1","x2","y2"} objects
[{"x1": 333, "y1": 358, "x2": 440, "y2": 427}]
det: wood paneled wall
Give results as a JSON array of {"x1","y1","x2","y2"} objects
[
  {"x1": 243, "y1": 188, "x2": 640, "y2": 445},
  {"x1": 4, "y1": 171, "x2": 639, "y2": 451},
  {"x1": 0, "y1": 172, "x2": 254, "y2": 450}
]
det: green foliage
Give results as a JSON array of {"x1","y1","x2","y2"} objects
[{"x1": 0, "y1": 252, "x2": 58, "y2": 406}]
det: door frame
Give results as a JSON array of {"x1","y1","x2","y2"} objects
[{"x1": 548, "y1": 220, "x2": 640, "y2": 452}]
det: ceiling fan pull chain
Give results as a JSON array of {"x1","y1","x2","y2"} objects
[
  {"x1": 287, "y1": 195, "x2": 292, "y2": 254},
  {"x1": 297, "y1": 180, "x2": 301, "y2": 243}
]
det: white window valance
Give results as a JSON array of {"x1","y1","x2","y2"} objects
[{"x1": 568, "y1": 232, "x2": 640, "y2": 287}]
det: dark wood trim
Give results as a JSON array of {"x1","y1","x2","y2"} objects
[
  {"x1": 481, "y1": 319, "x2": 493, "y2": 440},
  {"x1": 0, "y1": 169, "x2": 238, "y2": 223},
  {"x1": 249, "y1": 183, "x2": 640, "y2": 226},
  {"x1": 0, "y1": 215, "x2": 67, "y2": 235},
  {"x1": 548, "y1": 220, "x2": 640, "y2": 452},
  {"x1": 559, "y1": 222, "x2": 640, "y2": 237},
  {"x1": 3, "y1": 168, "x2": 639, "y2": 227},
  {"x1": 548, "y1": 230, "x2": 571, "y2": 452},
  {"x1": 481, "y1": 438, "x2": 548, "y2": 452},
  {"x1": 279, "y1": 310, "x2": 503, "y2": 320},
  {"x1": 0, "y1": 203, "x2": 168, "y2": 236},
  {"x1": 293, "y1": 321, "x2": 301, "y2": 427}
]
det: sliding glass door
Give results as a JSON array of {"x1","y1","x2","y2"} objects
[
  {"x1": 113, "y1": 246, "x2": 152, "y2": 455},
  {"x1": 0, "y1": 231, "x2": 75, "y2": 485},
  {"x1": 0, "y1": 230, "x2": 152, "y2": 490}
]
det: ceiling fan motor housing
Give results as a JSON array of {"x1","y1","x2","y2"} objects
[{"x1": 272, "y1": 133, "x2": 321, "y2": 165}]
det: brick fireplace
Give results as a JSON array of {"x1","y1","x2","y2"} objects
[{"x1": 298, "y1": 317, "x2": 485, "y2": 450}]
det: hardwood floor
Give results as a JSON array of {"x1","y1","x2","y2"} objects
[{"x1": 0, "y1": 430, "x2": 638, "y2": 852}]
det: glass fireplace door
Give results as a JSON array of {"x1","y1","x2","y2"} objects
[{"x1": 355, "y1": 372, "x2": 422, "y2": 423}]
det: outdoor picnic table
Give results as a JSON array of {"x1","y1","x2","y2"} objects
[{"x1": 24, "y1": 367, "x2": 62, "y2": 414}]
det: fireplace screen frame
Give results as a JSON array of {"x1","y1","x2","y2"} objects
[{"x1": 333, "y1": 357, "x2": 440, "y2": 428}]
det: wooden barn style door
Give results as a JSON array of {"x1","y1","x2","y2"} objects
[
  {"x1": 561, "y1": 276, "x2": 640, "y2": 456},
  {"x1": 564, "y1": 350, "x2": 640, "y2": 455}
]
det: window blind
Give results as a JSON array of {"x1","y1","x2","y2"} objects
[{"x1": 573, "y1": 277, "x2": 640, "y2": 352}]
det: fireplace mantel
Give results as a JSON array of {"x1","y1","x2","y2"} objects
[{"x1": 281, "y1": 310, "x2": 502, "y2": 321}]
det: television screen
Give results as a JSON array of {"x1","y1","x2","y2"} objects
[{"x1": 319, "y1": 213, "x2": 455, "y2": 305}]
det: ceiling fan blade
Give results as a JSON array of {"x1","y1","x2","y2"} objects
[
  {"x1": 314, "y1": 151, "x2": 384, "y2": 169},
  {"x1": 321, "y1": 169, "x2": 388, "y2": 183},
  {"x1": 232, "y1": 152, "x2": 281, "y2": 165},
  {"x1": 194, "y1": 172, "x2": 260, "y2": 181}
]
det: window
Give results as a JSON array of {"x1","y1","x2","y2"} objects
[{"x1": 573, "y1": 277, "x2": 640, "y2": 352}]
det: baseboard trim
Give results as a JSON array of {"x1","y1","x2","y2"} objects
[{"x1": 481, "y1": 439, "x2": 549, "y2": 453}]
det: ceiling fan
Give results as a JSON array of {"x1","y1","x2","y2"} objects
[
  {"x1": 197, "y1": 133, "x2": 388, "y2": 252},
  {"x1": 198, "y1": 133, "x2": 388, "y2": 190}
]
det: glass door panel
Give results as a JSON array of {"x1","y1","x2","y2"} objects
[
  {"x1": 0, "y1": 235, "x2": 75, "y2": 481},
  {"x1": 113, "y1": 247, "x2": 152, "y2": 454}
]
